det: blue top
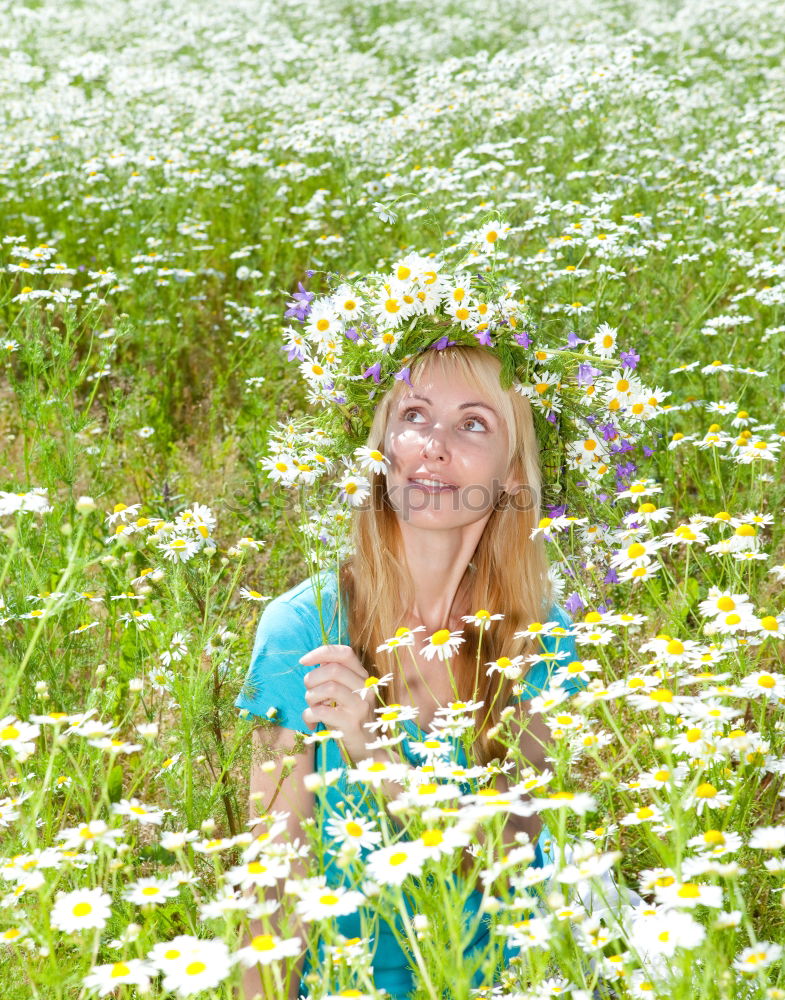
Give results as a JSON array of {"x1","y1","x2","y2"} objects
[{"x1": 236, "y1": 569, "x2": 582, "y2": 998}]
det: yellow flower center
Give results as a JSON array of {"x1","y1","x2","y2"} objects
[
  {"x1": 677, "y1": 884, "x2": 700, "y2": 899},
  {"x1": 345, "y1": 822, "x2": 363, "y2": 837},
  {"x1": 319, "y1": 894, "x2": 340, "y2": 905},
  {"x1": 389, "y1": 852, "x2": 408, "y2": 866},
  {"x1": 431, "y1": 629, "x2": 452, "y2": 645},
  {"x1": 72, "y1": 902, "x2": 92, "y2": 917},
  {"x1": 422, "y1": 830, "x2": 443, "y2": 847},
  {"x1": 185, "y1": 962, "x2": 206, "y2": 976},
  {"x1": 695, "y1": 782, "x2": 717, "y2": 798},
  {"x1": 110, "y1": 963, "x2": 130, "y2": 978},
  {"x1": 252, "y1": 934, "x2": 276, "y2": 951}
]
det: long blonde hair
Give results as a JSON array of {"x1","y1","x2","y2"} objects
[{"x1": 337, "y1": 345, "x2": 551, "y2": 765}]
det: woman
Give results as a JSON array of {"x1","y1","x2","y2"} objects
[{"x1": 237, "y1": 344, "x2": 583, "y2": 999}]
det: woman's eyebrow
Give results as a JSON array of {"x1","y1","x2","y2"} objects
[{"x1": 405, "y1": 393, "x2": 498, "y2": 416}]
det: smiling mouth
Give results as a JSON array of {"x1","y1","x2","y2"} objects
[{"x1": 408, "y1": 478, "x2": 458, "y2": 492}]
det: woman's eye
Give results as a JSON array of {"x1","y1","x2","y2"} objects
[{"x1": 402, "y1": 408, "x2": 487, "y2": 431}]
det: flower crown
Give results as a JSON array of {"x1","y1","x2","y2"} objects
[{"x1": 262, "y1": 223, "x2": 664, "y2": 554}]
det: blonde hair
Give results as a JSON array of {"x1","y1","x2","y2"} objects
[{"x1": 337, "y1": 345, "x2": 551, "y2": 765}]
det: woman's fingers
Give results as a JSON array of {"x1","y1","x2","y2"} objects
[
  {"x1": 298, "y1": 644, "x2": 367, "y2": 682},
  {"x1": 302, "y1": 660, "x2": 368, "y2": 701},
  {"x1": 304, "y1": 675, "x2": 356, "y2": 708},
  {"x1": 302, "y1": 704, "x2": 345, "y2": 730}
]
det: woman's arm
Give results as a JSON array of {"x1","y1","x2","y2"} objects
[{"x1": 241, "y1": 723, "x2": 315, "y2": 1000}]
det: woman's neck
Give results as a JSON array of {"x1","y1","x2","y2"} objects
[{"x1": 403, "y1": 563, "x2": 475, "y2": 635}]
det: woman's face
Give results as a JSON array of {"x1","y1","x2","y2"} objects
[{"x1": 382, "y1": 366, "x2": 518, "y2": 530}]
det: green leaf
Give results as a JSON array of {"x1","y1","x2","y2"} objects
[{"x1": 107, "y1": 765, "x2": 123, "y2": 803}]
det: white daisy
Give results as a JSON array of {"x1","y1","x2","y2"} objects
[
  {"x1": 365, "y1": 841, "x2": 428, "y2": 886},
  {"x1": 461, "y1": 609, "x2": 504, "y2": 630},
  {"x1": 123, "y1": 876, "x2": 181, "y2": 906},
  {"x1": 234, "y1": 933, "x2": 302, "y2": 968},
  {"x1": 734, "y1": 942, "x2": 783, "y2": 974},
  {"x1": 292, "y1": 881, "x2": 365, "y2": 921},
  {"x1": 376, "y1": 625, "x2": 426, "y2": 652},
  {"x1": 0, "y1": 717, "x2": 40, "y2": 761},
  {"x1": 353, "y1": 445, "x2": 390, "y2": 475},
  {"x1": 158, "y1": 938, "x2": 233, "y2": 996},
  {"x1": 420, "y1": 628, "x2": 465, "y2": 662},
  {"x1": 111, "y1": 798, "x2": 165, "y2": 825},
  {"x1": 654, "y1": 881, "x2": 723, "y2": 909},
  {"x1": 51, "y1": 887, "x2": 112, "y2": 932},
  {"x1": 82, "y1": 958, "x2": 155, "y2": 996},
  {"x1": 324, "y1": 814, "x2": 382, "y2": 851}
]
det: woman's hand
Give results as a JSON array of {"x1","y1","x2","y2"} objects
[{"x1": 299, "y1": 644, "x2": 378, "y2": 764}]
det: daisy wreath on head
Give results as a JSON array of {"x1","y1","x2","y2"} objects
[{"x1": 261, "y1": 218, "x2": 664, "y2": 564}]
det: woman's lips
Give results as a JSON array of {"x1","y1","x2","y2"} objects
[{"x1": 407, "y1": 478, "x2": 458, "y2": 493}]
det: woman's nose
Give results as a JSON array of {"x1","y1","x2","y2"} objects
[{"x1": 420, "y1": 428, "x2": 448, "y2": 461}]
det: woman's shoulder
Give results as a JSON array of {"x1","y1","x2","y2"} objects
[
  {"x1": 269, "y1": 567, "x2": 337, "y2": 611},
  {"x1": 260, "y1": 568, "x2": 342, "y2": 637}
]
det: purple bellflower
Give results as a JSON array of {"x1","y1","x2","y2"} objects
[
  {"x1": 620, "y1": 348, "x2": 640, "y2": 369},
  {"x1": 362, "y1": 361, "x2": 382, "y2": 384},
  {"x1": 577, "y1": 362, "x2": 601, "y2": 386},
  {"x1": 284, "y1": 282, "x2": 314, "y2": 322}
]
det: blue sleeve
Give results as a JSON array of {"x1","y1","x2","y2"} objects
[
  {"x1": 513, "y1": 603, "x2": 585, "y2": 702},
  {"x1": 235, "y1": 596, "x2": 317, "y2": 733}
]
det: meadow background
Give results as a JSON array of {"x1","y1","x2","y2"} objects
[{"x1": 1, "y1": 0, "x2": 784, "y2": 997}]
